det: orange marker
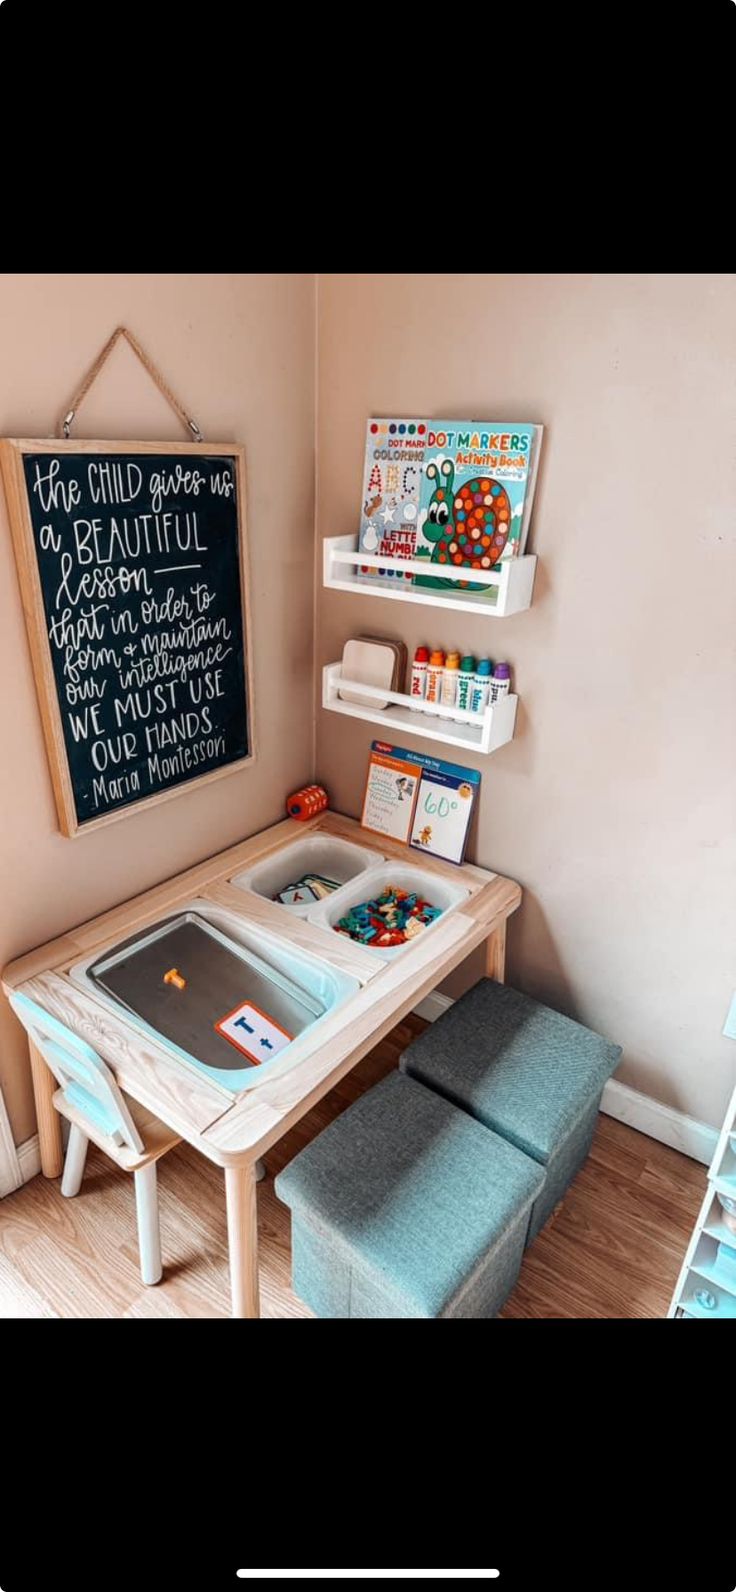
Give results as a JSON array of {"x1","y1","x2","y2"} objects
[{"x1": 424, "y1": 650, "x2": 445, "y2": 715}]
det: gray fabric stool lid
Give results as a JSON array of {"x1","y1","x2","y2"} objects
[
  {"x1": 400, "y1": 979, "x2": 622, "y2": 1162},
  {"x1": 275, "y1": 1071, "x2": 544, "y2": 1318}
]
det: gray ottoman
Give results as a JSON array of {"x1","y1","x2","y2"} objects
[
  {"x1": 400, "y1": 979, "x2": 622, "y2": 1242},
  {"x1": 275, "y1": 1071, "x2": 544, "y2": 1318}
]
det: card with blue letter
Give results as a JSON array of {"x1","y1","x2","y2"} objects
[{"x1": 216, "y1": 1001, "x2": 292, "y2": 1064}]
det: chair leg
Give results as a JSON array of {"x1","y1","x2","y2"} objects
[
  {"x1": 61, "y1": 1123, "x2": 89, "y2": 1198},
  {"x1": 134, "y1": 1163, "x2": 163, "y2": 1285}
]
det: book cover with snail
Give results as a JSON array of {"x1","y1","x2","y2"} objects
[{"x1": 358, "y1": 418, "x2": 543, "y2": 599}]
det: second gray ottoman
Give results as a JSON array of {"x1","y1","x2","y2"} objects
[{"x1": 400, "y1": 978, "x2": 622, "y2": 1242}]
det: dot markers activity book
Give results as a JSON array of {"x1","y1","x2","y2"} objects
[{"x1": 358, "y1": 418, "x2": 543, "y2": 601}]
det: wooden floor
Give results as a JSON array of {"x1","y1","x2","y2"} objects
[{"x1": 0, "y1": 1015, "x2": 706, "y2": 1319}]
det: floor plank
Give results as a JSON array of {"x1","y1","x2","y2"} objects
[{"x1": 0, "y1": 1016, "x2": 706, "y2": 1319}]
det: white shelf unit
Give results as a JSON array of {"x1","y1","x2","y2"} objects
[
  {"x1": 322, "y1": 662, "x2": 518, "y2": 755},
  {"x1": 668, "y1": 1073, "x2": 736, "y2": 1318},
  {"x1": 323, "y1": 535, "x2": 537, "y2": 617}
]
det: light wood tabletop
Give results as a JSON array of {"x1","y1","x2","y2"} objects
[{"x1": 2, "y1": 811, "x2": 522, "y2": 1318}]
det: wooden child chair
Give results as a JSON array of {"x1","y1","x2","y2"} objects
[{"x1": 9, "y1": 991, "x2": 181, "y2": 1286}]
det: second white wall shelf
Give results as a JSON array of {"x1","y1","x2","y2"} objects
[
  {"x1": 323, "y1": 535, "x2": 537, "y2": 617},
  {"x1": 322, "y1": 662, "x2": 518, "y2": 755}
]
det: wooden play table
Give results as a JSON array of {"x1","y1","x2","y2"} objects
[{"x1": 2, "y1": 812, "x2": 521, "y2": 1318}]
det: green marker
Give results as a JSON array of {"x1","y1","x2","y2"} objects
[{"x1": 455, "y1": 655, "x2": 476, "y2": 719}]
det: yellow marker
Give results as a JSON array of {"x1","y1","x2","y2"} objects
[{"x1": 163, "y1": 967, "x2": 186, "y2": 990}]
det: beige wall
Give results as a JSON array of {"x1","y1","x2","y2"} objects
[
  {"x1": 0, "y1": 272, "x2": 315, "y2": 1142},
  {"x1": 316, "y1": 273, "x2": 736, "y2": 1128},
  {"x1": 2, "y1": 272, "x2": 733, "y2": 1147}
]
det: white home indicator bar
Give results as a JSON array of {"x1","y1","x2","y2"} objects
[{"x1": 236, "y1": 1574, "x2": 501, "y2": 1582}]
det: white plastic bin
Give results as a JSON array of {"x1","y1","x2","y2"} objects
[
  {"x1": 229, "y1": 835, "x2": 382, "y2": 918},
  {"x1": 307, "y1": 862, "x2": 469, "y2": 957}
]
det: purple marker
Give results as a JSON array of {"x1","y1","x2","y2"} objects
[{"x1": 489, "y1": 662, "x2": 512, "y2": 704}]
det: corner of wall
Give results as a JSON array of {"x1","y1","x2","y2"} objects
[{"x1": 311, "y1": 272, "x2": 321, "y2": 782}]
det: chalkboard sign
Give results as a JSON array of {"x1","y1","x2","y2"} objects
[{"x1": 0, "y1": 439, "x2": 253, "y2": 836}]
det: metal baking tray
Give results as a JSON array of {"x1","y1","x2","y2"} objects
[{"x1": 85, "y1": 911, "x2": 323, "y2": 1073}]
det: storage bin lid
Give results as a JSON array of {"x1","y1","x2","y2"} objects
[
  {"x1": 401, "y1": 978, "x2": 622, "y2": 1161},
  {"x1": 275, "y1": 1071, "x2": 544, "y2": 1316}
]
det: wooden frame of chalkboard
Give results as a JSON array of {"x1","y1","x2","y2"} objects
[{"x1": 0, "y1": 438, "x2": 254, "y2": 837}]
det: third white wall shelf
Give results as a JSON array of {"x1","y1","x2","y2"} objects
[
  {"x1": 323, "y1": 535, "x2": 537, "y2": 617},
  {"x1": 322, "y1": 662, "x2": 518, "y2": 755}
]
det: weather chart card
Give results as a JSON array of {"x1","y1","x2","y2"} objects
[
  {"x1": 410, "y1": 758, "x2": 480, "y2": 865},
  {"x1": 358, "y1": 418, "x2": 543, "y2": 599}
]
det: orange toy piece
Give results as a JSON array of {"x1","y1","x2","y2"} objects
[
  {"x1": 286, "y1": 784, "x2": 329, "y2": 820},
  {"x1": 163, "y1": 967, "x2": 186, "y2": 990}
]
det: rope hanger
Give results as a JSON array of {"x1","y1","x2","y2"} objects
[{"x1": 58, "y1": 325, "x2": 204, "y2": 442}]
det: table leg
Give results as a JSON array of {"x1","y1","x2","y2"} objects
[
  {"x1": 224, "y1": 1163, "x2": 260, "y2": 1319},
  {"x1": 485, "y1": 920, "x2": 507, "y2": 983},
  {"x1": 28, "y1": 1040, "x2": 63, "y2": 1178}
]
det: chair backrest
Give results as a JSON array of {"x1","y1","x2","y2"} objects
[{"x1": 8, "y1": 991, "x2": 144, "y2": 1153}]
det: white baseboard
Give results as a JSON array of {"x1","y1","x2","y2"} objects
[
  {"x1": 17, "y1": 1133, "x2": 41, "y2": 1184},
  {"x1": 599, "y1": 1079, "x2": 717, "y2": 1165},
  {"x1": 0, "y1": 1090, "x2": 23, "y2": 1197},
  {"x1": 414, "y1": 992, "x2": 454, "y2": 1022},
  {"x1": 412, "y1": 992, "x2": 717, "y2": 1167}
]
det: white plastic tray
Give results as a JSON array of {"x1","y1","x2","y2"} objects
[
  {"x1": 68, "y1": 897, "x2": 360, "y2": 1094},
  {"x1": 229, "y1": 834, "x2": 384, "y2": 918},
  {"x1": 306, "y1": 861, "x2": 469, "y2": 958}
]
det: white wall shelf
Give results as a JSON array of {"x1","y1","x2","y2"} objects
[
  {"x1": 323, "y1": 535, "x2": 537, "y2": 617},
  {"x1": 322, "y1": 662, "x2": 517, "y2": 755}
]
